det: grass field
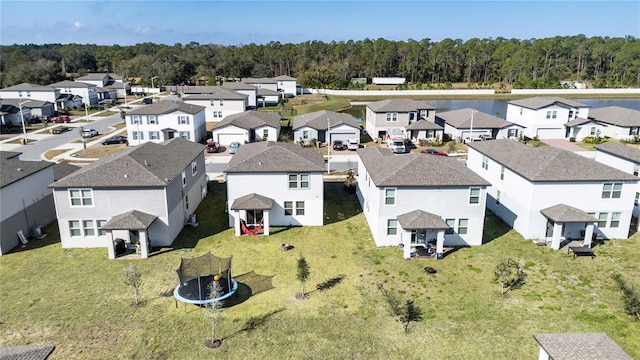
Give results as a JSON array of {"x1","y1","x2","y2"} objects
[{"x1": 1, "y1": 182, "x2": 639, "y2": 359}]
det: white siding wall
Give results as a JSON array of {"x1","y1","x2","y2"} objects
[
  {"x1": 126, "y1": 110, "x2": 204, "y2": 144},
  {"x1": 1, "y1": 168, "x2": 54, "y2": 222},
  {"x1": 212, "y1": 126, "x2": 249, "y2": 145},
  {"x1": 277, "y1": 80, "x2": 297, "y2": 97},
  {"x1": 506, "y1": 104, "x2": 590, "y2": 139},
  {"x1": 1, "y1": 90, "x2": 60, "y2": 110},
  {"x1": 183, "y1": 98, "x2": 246, "y2": 122},
  {"x1": 227, "y1": 172, "x2": 324, "y2": 227},
  {"x1": 595, "y1": 151, "x2": 640, "y2": 218}
]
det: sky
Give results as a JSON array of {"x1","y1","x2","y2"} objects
[{"x1": 1, "y1": 1, "x2": 639, "y2": 46}]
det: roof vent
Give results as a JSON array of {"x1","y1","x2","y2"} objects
[
  {"x1": 258, "y1": 161, "x2": 263, "y2": 166},
  {"x1": 144, "y1": 160, "x2": 149, "y2": 166},
  {"x1": 124, "y1": 174, "x2": 129, "y2": 178},
  {"x1": 17, "y1": 167, "x2": 23, "y2": 171}
]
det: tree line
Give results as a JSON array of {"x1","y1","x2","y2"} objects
[{"x1": 1, "y1": 35, "x2": 638, "y2": 90}]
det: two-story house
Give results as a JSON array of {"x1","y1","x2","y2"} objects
[
  {"x1": 182, "y1": 88, "x2": 248, "y2": 122},
  {"x1": 50, "y1": 138, "x2": 207, "y2": 259},
  {"x1": 49, "y1": 80, "x2": 98, "y2": 106},
  {"x1": 1, "y1": 151, "x2": 56, "y2": 255},
  {"x1": 225, "y1": 141, "x2": 326, "y2": 236},
  {"x1": 2, "y1": 99, "x2": 55, "y2": 121},
  {"x1": 435, "y1": 108, "x2": 523, "y2": 142},
  {"x1": 274, "y1": 75, "x2": 297, "y2": 98},
  {"x1": 365, "y1": 98, "x2": 436, "y2": 142},
  {"x1": 0, "y1": 83, "x2": 64, "y2": 111},
  {"x1": 589, "y1": 106, "x2": 640, "y2": 140},
  {"x1": 125, "y1": 100, "x2": 206, "y2": 145},
  {"x1": 221, "y1": 82, "x2": 258, "y2": 109},
  {"x1": 505, "y1": 96, "x2": 590, "y2": 139},
  {"x1": 211, "y1": 110, "x2": 281, "y2": 145},
  {"x1": 74, "y1": 73, "x2": 119, "y2": 101},
  {"x1": 467, "y1": 140, "x2": 637, "y2": 250},
  {"x1": 594, "y1": 141, "x2": 640, "y2": 230},
  {"x1": 356, "y1": 147, "x2": 490, "y2": 259},
  {"x1": 293, "y1": 110, "x2": 361, "y2": 145}
]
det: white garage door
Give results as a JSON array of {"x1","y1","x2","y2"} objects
[
  {"x1": 536, "y1": 128, "x2": 562, "y2": 139},
  {"x1": 216, "y1": 133, "x2": 245, "y2": 145},
  {"x1": 330, "y1": 132, "x2": 357, "y2": 143}
]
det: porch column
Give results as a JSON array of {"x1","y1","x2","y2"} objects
[
  {"x1": 436, "y1": 230, "x2": 445, "y2": 260},
  {"x1": 583, "y1": 223, "x2": 595, "y2": 248},
  {"x1": 551, "y1": 222, "x2": 563, "y2": 250},
  {"x1": 233, "y1": 210, "x2": 241, "y2": 236},
  {"x1": 403, "y1": 229, "x2": 412, "y2": 259},
  {"x1": 139, "y1": 231, "x2": 149, "y2": 259},
  {"x1": 107, "y1": 233, "x2": 116, "y2": 259},
  {"x1": 263, "y1": 210, "x2": 270, "y2": 236}
]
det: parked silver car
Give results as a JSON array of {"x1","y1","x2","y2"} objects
[{"x1": 228, "y1": 142, "x2": 241, "y2": 154}]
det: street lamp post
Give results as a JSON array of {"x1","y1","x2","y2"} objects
[
  {"x1": 18, "y1": 99, "x2": 30, "y2": 144},
  {"x1": 85, "y1": 102, "x2": 90, "y2": 122},
  {"x1": 327, "y1": 118, "x2": 331, "y2": 174},
  {"x1": 151, "y1": 76, "x2": 158, "y2": 90}
]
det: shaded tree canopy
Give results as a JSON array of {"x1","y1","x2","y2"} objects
[{"x1": 1, "y1": 35, "x2": 638, "y2": 89}]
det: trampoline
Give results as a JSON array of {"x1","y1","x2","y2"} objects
[{"x1": 173, "y1": 252, "x2": 238, "y2": 306}]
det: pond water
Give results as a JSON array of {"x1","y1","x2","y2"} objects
[{"x1": 340, "y1": 99, "x2": 640, "y2": 122}]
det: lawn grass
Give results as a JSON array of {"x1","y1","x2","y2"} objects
[{"x1": 1, "y1": 182, "x2": 639, "y2": 359}]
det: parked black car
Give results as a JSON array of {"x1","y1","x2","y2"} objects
[
  {"x1": 332, "y1": 140, "x2": 347, "y2": 150},
  {"x1": 51, "y1": 126, "x2": 71, "y2": 134},
  {"x1": 101, "y1": 135, "x2": 128, "y2": 145},
  {"x1": 142, "y1": 97, "x2": 153, "y2": 105}
]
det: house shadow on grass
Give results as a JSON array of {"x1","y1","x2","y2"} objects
[
  {"x1": 482, "y1": 209, "x2": 512, "y2": 245},
  {"x1": 9, "y1": 221, "x2": 62, "y2": 254},
  {"x1": 323, "y1": 182, "x2": 362, "y2": 225}
]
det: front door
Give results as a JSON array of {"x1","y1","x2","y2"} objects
[{"x1": 167, "y1": 131, "x2": 175, "y2": 139}]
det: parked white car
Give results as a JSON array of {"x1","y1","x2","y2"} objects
[
  {"x1": 347, "y1": 139, "x2": 359, "y2": 150},
  {"x1": 389, "y1": 140, "x2": 406, "y2": 154}
]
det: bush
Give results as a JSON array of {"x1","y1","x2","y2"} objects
[
  {"x1": 569, "y1": 137, "x2": 576, "y2": 142},
  {"x1": 612, "y1": 273, "x2": 640, "y2": 321}
]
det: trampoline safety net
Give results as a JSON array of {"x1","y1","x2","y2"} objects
[{"x1": 176, "y1": 251, "x2": 232, "y2": 286}]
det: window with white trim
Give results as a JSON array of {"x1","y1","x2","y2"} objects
[
  {"x1": 185, "y1": 195, "x2": 189, "y2": 210},
  {"x1": 69, "y1": 220, "x2": 81, "y2": 237},
  {"x1": 219, "y1": 99, "x2": 224, "y2": 106},
  {"x1": 132, "y1": 131, "x2": 144, "y2": 140},
  {"x1": 192, "y1": 161, "x2": 197, "y2": 175},
  {"x1": 387, "y1": 219, "x2": 397, "y2": 235},
  {"x1": 445, "y1": 218, "x2": 455, "y2": 234},
  {"x1": 386, "y1": 112, "x2": 398, "y2": 122},
  {"x1": 630, "y1": 127, "x2": 640, "y2": 136},
  {"x1": 179, "y1": 131, "x2": 190, "y2": 140},
  {"x1": 469, "y1": 188, "x2": 481, "y2": 204},
  {"x1": 149, "y1": 131, "x2": 160, "y2": 140},
  {"x1": 458, "y1": 219, "x2": 469, "y2": 235},
  {"x1": 508, "y1": 128, "x2": 518, "y2": 138},
  {"x1": 610, "y1": 212, "x2": 621, "y2": 228},
  {"x1": 496, "y1": 190, "x2": 501, "y2": 205},
  {"x1": 83, "y1": 220, "x2": 95, "y2": 236},
  {"x1": 420, "y1": 109, "x2": 429, "y2": 119},
  {"x1": 302, "y1": 130, "x2": 309, "y2": 139},
  {"x1": 178, "y1": 116, "x2": 189, "y2": 124},
  {"x1": 597, "y1": 213, "x2": 608, "y2": 228},
  {"x1": 500, "y1": 165, "x2": 505, "y2": 180},
  {"x1": 384, "y1": 188, "x2": 396, "y2": 205},
  {"x1": 633, "y1": 164, "x2": 639, "y2": 176},
  {"x1": 590, "y1": 127, "x2": 597, "y2": 136},
  {"x1": 635, "y1": 192, "x2": 639, "y2": 206},
  {"x1": 296, "y1": 201, "x2": 305, "y2": 215},
  {"x1": 97, "y1": 220, "x2": 107, "y2": 236},
  {"x1": 69, "y1": 188, "x2": 93, "y2": 206},
  {"x1": 182, "y1": 171, "x2": 186, "y2": 187},
  {"x1": 601, "y1": 182, "x2": 622, "y2": 199},
  {"x1": 284, "y1": 201, "x2": 293, "y2": 215},
  {"x1": 147, "y1": 115, "x2": 158, "y2": 124},
  {"x1": 288, "y1": 173, "x2": 309, "y2": 189},
  {"x1": 263, "y1": 128, "x2": 269, "y2": 140},
  {"x1": 482, "y1": 155, "x2": 489, "y2": 170},
  {"x1": 131, "y1": 115, "x2": 141, "y2": 124}
]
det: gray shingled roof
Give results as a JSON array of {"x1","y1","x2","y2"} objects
[
  {"x1": 0, "y1": 83, "x2": 54, "y2": 92},
  {"x1": 367, "y1": 98, "x2": 435, "y2": 112},
  {"x1": 2, "y1": 99, "x2": 52, "y2": 108},
  {"x1": 257, "y1": 88, "x2": 280, "y2": 96},
  {"x1": 221, "y1": 82, "x2": 258, "y2": 90},
  {"x1": 214, "y1": 110, "x2": 281, "y2": 131},
  {"x1": 588, "y1": 106, "x2": 640, "y2": 127},
  {"x1": 182, "y1": 86, "x2": 222, "y2": 94},
  {"x1": 533, "y1": 333, "x2": 633, "y2": 360},
  {"x1": 230, "y1": 193, "x2": 274, "y2": 210},
  {"x1": 468, "y1": 139, "x2": 638, "y2": 182},
  {"x1": 540, "y1": 204, "x2": 598, "y2": 223},
  {"x1": 436, "y1": 108, "x2": 517, "y2": 129},
  {"x1": 405, "y1": 119, "x2": 443, "y2": 130},
  {"x1": 75, "y1": 73, "x2": 110, "y2": 80},
  {"x1": 564, "y1": 117, "x2": 594, "y2": 127},
  {"x1": 242, "y1": 77, "x2": 278, "y2": 84},
  {"x1": 508, "y1": 96, "x2": 590, "y2": 109},
  {"x1": 1, "y1": 156, "x2": 54, "y2": 188},
  {"x1": 50, "y1": 137, "x2": 204, "y2": 188},
  {"x1": 0, "y1": 344, "x2": 55, "y2": 360},
  {"x1": 101, "y1": 210, "x2": 158, "y2": 230},
  {"x1": 357, "y1": 147, "x2": 489, "y2": 187},
  {"x1": 126, "y1": 100, "x2": 204, "y2": 116},
  {"x1": 292, "y1": 110, "x2": 360, "y2": 130},
  {"x1": 225, "y1": 141, "x2": 325, "y2": 173},
  {"x1": 52, "y1": 162, "x2": 81, "y2": 181},
  {"x1": 595, "y1": 141, "x2": 640, "y2": 163},
  {"x1": 182, "y1": 88, "x2": 247, "y2": 100},
  {"x1": 1, "y1": 151, "x2": 21, "y2": 160},
  {"x1": 49, "y1": 80, "x2": 94, "y2": 88},
  {"x1": 273, "y1": 75, "x2": 296, "y2": 81},
  {"x1": 397, "y1": 210, "x2": 449, "y2": 229}
]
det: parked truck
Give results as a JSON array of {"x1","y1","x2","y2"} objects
[{"x1": 386, "y1": 128, "x2": 406, "y2": 154}]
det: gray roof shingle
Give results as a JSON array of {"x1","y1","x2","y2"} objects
[
  {"x1": 468, "y1": 139, "x2": 638, "y2": 182},
  {"x1": 508, "y1": 96, "x2": 590, "y2": 109},
  {"x1": 230, "y1": 193, "x2": 274, "y2": 210},
  {"x1": 0, "y1": 83, "x2": 54, "y2": 92},
  {"x1": 405, "y1": 119, "x2": 443, "y2": 130},
  {"x1": 241, "y1": 77, "x2": 278, "y2": 84},
  {"x1": 588, "y1": 106, "x2": 640, "y2": 127},
  {"x1": 213, "y1": 111, "x2": 281, "y2": 131},
  {"x1": 2, "y1": 99, "x2": 52, "y2": 108},
  {"x1": 52, "y1": 162, "x2": 81, "y2": 181},
  {"x1": 595, "y1": 141, "x2": 640, "y2": 163},
  {"x1": 182, "y1": 88, "x2": 247, "y2": 100},
  {"x1": 50, "y1": 138, "x2": 204, "y2": 188},
  {"x1": 357, "y1": 147, "x2": 489, "y2": 187},
  {"x1": 0, "y1": 344, "x2": 55, "y2": 360},
  {"x1": 540, "y1": 204, "x2": 598, "y2": 223},
  {"x1": 397, "y1": 210, "x2": 449, "y2": 229},
  {"x1": 1, "y1": 155, "x2": 54, "y2": 188},
  {"x1": 564, "y1": 117, "x2": 593, "y2": 127},
  {"x1": 367, "y1": 98, "x2": 435, "y2": 112},
  {"x1": 533, "y1": 333, "x2": 633, "y2": 360},
  {"x1": 49, "y1": 80, "x2": 94, "y2": 88},
  {"x1": 436, "y1": 108, "x2": 517, "y2": 129},
  {"x1": 101, "y1": 210, "x2": 158, "y2": 230},
  {"x1": 126, "y1": 100, "x2": 204, "y2": 116},
  {"x1": 225, "y1": 141, "x2": 325, "y2": 173},
  {"x1": 292, "y1": 110, "x2": 360, "y2": 130},
  {"x1": 221, "y1": 82, "x2": 258, "y2": 90}
]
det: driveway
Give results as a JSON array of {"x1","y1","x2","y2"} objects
[{"x1": 542, "y1": 139, "x2": 586, "y2": 152}]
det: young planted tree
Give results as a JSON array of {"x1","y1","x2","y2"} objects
[
  {"x1": 205, "y1": 281, "x2": 225, "y2": 348},
  {"x1": 378, "y1": 284, "x2": 423, "y2": 332},
  {"x1": 612, "y1": 273, "x2": 640, "y2": 321},
  {"x1": 296, "y1": 256, "x2": 310, "y2": 299},
  {"x1": 124, "y1": 263, "x2": 142, "y2": 306},
  {"x1": 494, "y1": 258, "x2": 527, "y2": 296}
]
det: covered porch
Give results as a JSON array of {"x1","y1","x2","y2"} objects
[
  {"x1": 103, "y1": 210, "x2": 157, "y2": 259},
  {"x1": 540, "y1": 204, "x2": 598, "y2": 250},
  {"x1": 397, "y1": 210, "x2": 448, "y2": 260},
  {"x1": 230, "y1": 193, "x2": 272, "y2": 236}
]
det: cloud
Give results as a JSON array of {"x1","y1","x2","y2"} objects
[
  {"x1": 134, "y1": 26, "x2": 169, "y2": 35},
  {"x1": 67, "y1": 21, "x2": 88, "y2": 32}
]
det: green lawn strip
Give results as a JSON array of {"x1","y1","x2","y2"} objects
[{"x1": 1, "y1": 182, "x2": 639, "y2": 358}]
